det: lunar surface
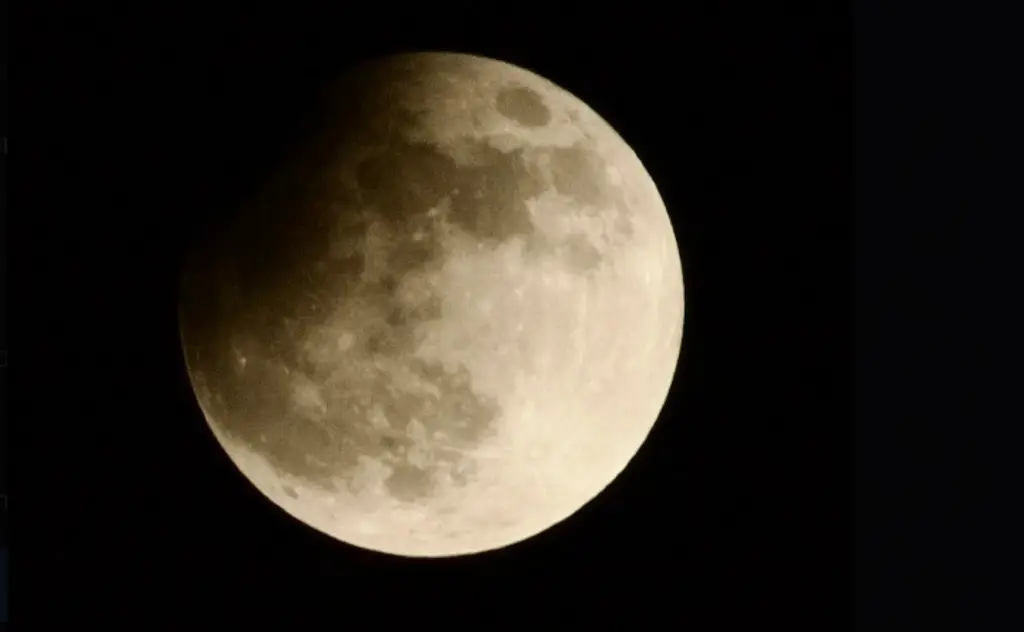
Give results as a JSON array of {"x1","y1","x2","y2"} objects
[{"x1": 178, "y1": 52, "x2": 684, "y2": 557}]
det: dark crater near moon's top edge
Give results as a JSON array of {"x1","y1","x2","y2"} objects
[{"x1": 495, "y1": 85, "x2": 552, "y2": 128}]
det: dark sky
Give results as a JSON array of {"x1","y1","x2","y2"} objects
[{"x1": 15, "y1": 2, "x2": 849, "y2": 627}]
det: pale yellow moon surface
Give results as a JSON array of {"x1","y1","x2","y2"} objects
[{"x1": 178, "y1": 52, "x2": 684, "y2": 557}]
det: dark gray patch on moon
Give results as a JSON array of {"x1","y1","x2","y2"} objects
[
  {"x1": 355, "y1": 141, "x2": 456, "y2": 228},
  {"x1": 448, "y1": 142, "x2": 547, "y2": 246},
  {"x1": 496, "y1": 85, "x2": 552, "y2": 127},
  {"x1": 385, "y1": 463, "x2": 434, "y2": 502},
  {"x1": 547, "y1": 143, "x2": 614, "y2": 208},
  {"x1": 541, "y1": 142, "x2": 639, "y2": 266},
  {"x1": 354, "y1": 133, "x2": 549, "y2": 250},
  {"x1": 561, "y1": 234, "x2": 604, "y2": 274}
]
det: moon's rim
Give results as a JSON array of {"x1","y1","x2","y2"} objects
[{"x1": 177, "y1": 51, "x2": 685, "y2": 558}]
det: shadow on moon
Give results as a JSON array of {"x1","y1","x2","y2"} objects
[{"x1": 178, "y1": 53, "x2": 676, "y2": 557}]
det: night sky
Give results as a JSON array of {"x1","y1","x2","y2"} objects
[{"x1": 16, "y1": 2, "x2": 848, "y2": 627}]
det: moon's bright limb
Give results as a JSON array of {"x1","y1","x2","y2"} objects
[{"x1": 179, "y1": 52, "x2": 684, "y2": 557}]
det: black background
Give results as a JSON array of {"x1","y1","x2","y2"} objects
[{"x1": 16, "y1": 1, "x2": 849, "y2": 627}]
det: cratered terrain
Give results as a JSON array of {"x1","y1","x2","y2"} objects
[{"x1": 179, "y1": 52, "x2": 684, "y2": 557}]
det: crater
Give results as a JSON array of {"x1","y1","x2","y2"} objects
[
  {"x1": 355, "y1": 141, "x2": 458, "y2": 228},
  {"x1": 448, "y1": 141, "x2": 547, "y2": 247},
  {"x1": 385, "y1": 463, "x2": 435, "y2": 502},
  {"x1": 541, "y1": 143, "x2": 638, "y2": 254},
  {"x1": 547, "y1": 143, "x2": 610, "y2": 207},
  {"x1": 561, "y1": 233, "x2": 604, "y2": 274},
  {"x1": 352, "y1": 135, "x2": 550, "y2": 256},
  {"x1": 496, "y1": 85, "x2": 552, "y2": 128}
]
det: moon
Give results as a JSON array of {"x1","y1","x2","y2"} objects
[{"x1": 178, "y1": 52, "x2": 684, "y2": 557}]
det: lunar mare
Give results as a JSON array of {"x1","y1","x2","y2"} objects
[{"x1": 179, "y1": 52, "x2": 684, "y2": 557}]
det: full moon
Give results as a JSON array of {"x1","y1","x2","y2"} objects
[{"x1": 179, "y1": 52, "x2": 684, "y2": 557}]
